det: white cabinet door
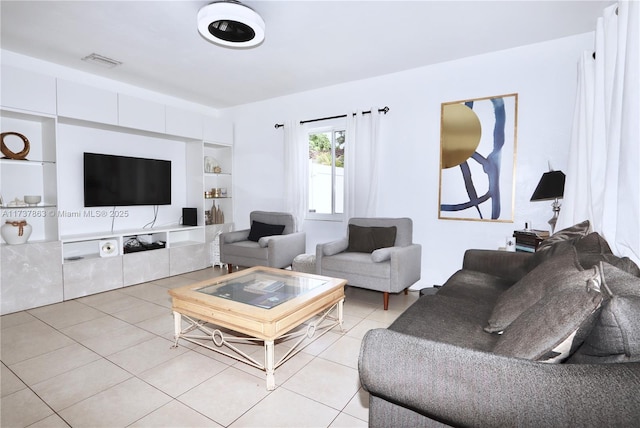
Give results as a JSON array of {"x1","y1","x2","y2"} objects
[
  {"x1": 203, "y1": 116, "x2": 233, "y2": 144},
  {"x1": 118, "y1": 94, "x2": 165, "y2": 133},
  {"x1": 166, "y1": 106, "x2": 203, "y2": 140},
  {"x1": 0, "y1": 65, "x2": 56, "y2": 115},
  {"x1": 57, "y1": 79, "x2": 118, "y2": 125},
  {"x1": 1, "y1": 241, "x2": 63, "y2": 315},
  {"x1": 62, "y1": 256, "x2": 124, "y2": 300}
]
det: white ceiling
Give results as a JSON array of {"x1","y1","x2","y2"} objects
[{"x1": 1, "y1": 1, "x2": 611, "y2": 109}]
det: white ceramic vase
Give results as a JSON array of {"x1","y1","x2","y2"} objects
[{"x1": 1, "y1": 220, "x2": 32, "y2": 245}]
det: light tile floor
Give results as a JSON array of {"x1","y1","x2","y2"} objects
[{"x1": 1, "y1": 267, "x2": 419, "y2": 427}]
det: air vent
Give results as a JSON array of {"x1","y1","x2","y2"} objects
[{"x1": 81, "y1": 53, "x2": 122, "y2": 69}]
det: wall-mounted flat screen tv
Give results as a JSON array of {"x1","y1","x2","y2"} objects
[{"x1": 84, "y1": 152, "x2": 171, "y2": 207}]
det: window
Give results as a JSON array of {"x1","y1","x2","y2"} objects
[{"x1": 307, "y1": 126, "x2": 345, "y2": 220}]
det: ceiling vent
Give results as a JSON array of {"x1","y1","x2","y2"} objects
[
  {"x1": 197, "y1": 1, "x2": 265, "y2": 48},
  {"x1": 81, "y1": 53, "x2": 122, "y2": 69}
]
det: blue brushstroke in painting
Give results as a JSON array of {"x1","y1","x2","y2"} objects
[{"x1": 441, "y1": 97, "x2": 505, "y2": 219}]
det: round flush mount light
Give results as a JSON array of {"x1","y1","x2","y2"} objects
[{"x1": 197, "y1": 1, "x2": 265, "y2": 48}]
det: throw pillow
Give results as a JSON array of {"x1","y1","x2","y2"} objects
[
  {"x1": 347, "y1": 225, "x2": 397, "y2": 253},
  {"x1": 536, "y1": 219, "x2": 592, "y2": 253},
  {"x1": 485, "y1": 248, "x2": 583, "y2": 333},
  {"x1": 527, "y1": 220, "x2": 592, "y2": 271},
  {"x1": 247, "y1": 221, "x2": 285, "y2": 242},
  {"x1": 568, "y1": 262, "x2": 640, "y2": 363},
  {"x1": 492, "y1": 266, "x2": 603, "y2": 362}
]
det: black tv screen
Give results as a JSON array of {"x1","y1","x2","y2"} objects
[{"x1": 83, "y1": 152, "x2": 171, "y2": 207}]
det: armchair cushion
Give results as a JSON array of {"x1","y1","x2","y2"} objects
[
  {"x1": 247, "y1": 221, "x2": 285, "y2": 242},
  {"x1": 346, "y1": 224, "x2": 397, "y2": 253}
]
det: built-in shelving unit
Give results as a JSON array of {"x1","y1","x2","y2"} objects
[
  {"x1": 0, "y1": 64, "x2": 234, "y2": 315},
  {"x1": 0, "y1": 108, "x2": 59, "y2": 243}
]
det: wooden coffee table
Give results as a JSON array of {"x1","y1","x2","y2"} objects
[{"x1": 169, "y1": 266, "x2": 346, "y2": 390}]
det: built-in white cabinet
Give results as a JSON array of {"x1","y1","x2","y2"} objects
[
  {"x1": 118, "y1": 94, "x2": 166, "y2": 133},
  {"x1": 166, "y1": 106, "x2": 203, "y2": 140},
  {"x1": 204, "y1": 116, "x2": 233, "y2": 143},
  {"x1": 0, "y1": 70, "x2": 234, "y2": 315},
  {"x1": 0, "y1": 65, "x2": 56, "y2": 115},
  {"x1": 56, "y1": 79, "x2": 118, "y2": 125}
]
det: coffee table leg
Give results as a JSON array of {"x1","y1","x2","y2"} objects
[
  {"x1": 265, "y1": 340, "x2": 275, "y2": 390},
  {"x1": 338, "y1": 298, "x2": 345, "y2": 330},
  {"x1": 172, "y1": 311, "x2": 182, "y2": 348}
]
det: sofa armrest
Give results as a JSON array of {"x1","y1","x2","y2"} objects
[
  {"x1": 220, "y1": 229, "x2": 250, "y2": 244},
  {"x1": 390, "y1": 244, "x2": 422, "y2": 287},
  {"x1": 462, "y1": 249, "x2": 532, "y2": 282},
  {"x1": 263, "y1": 232, "x2": 306, "y2": 268},
  {"x1": 359, "y1": 328, "x2": 640, "y2": 427}
]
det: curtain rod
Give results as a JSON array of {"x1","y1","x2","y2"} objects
[{"x1": 274, "y1": 106, "x2": 389, "y2": 129}]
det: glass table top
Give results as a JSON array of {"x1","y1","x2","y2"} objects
[{"x1": 195, "y1": 270, "x2": 329, "y2": 309}]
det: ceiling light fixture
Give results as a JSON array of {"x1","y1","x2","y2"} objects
[{"x1": 197, "y1": 1, "x2": 265, "y2": 48}]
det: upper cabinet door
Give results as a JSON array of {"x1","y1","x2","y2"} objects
[
  {"x1": 203, "y1": 117, "x2": 233, "y2": 144},
  {"x1": 56, "y1": 80, "x2": 118, "y2": 125},
  {"x1": 1, "y1": 65, "x2": 56, "y2": 115},
  {"x1": 166, "y1": 106, "x2": 203, "y2": 140},
  {"x1": 118, "y1": 94, "x2": 165, "y2": 133}
]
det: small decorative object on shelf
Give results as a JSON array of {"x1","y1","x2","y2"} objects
[
  {"x1": 204, "y1": 156, "x2": 222, "y2": 173},
  {"x1": 7, "y1": 197, "x2": 28, "y2": 207},
  {"x1": 24, "y1": 195, "x2": 41, "y2": 206},
  {"x1": 1, "y1": 219, "x2": 32, "y2": 244},
  {"x1": 1, "y1": 132, "x2": 30, "y2": 160},
  {"x1": 513, "y1": 228, "x2": 550, "y2": 252},
  {"x1": 210, "y1": 201, "x2": 224, "y2": 224}
]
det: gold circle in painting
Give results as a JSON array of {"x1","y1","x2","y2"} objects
[{"x1": 441, "y1": 104, "x2": 481, "y2": 169}]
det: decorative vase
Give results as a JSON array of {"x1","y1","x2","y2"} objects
[{"x1": 1, "y1": 220, "x2": 32, "y2": 245}]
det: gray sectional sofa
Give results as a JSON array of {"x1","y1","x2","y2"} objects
[{"x1": 359, "y1": 222, "x2": 640, "y2": 427}]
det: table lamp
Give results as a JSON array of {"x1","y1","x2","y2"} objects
[{"x1": 530, "y1": 170, "x2": 565, "y2": 233}]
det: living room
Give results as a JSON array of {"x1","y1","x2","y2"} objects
[{"x1": 2, "y1": 1, "x2": 639, "y2": 427}]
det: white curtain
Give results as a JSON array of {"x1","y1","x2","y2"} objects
[
  {"x1": 558, "y1": 1, "x2": 640, "y2": 264},
  {"x1": 344, "y1": 109, "x2": 382, "y2": 220},
  {"x1": 283, "y1": 120, "x2": 307, "y2": 230}
]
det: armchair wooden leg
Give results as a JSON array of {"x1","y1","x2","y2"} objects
[
  {"x1": 404, "y1": 288, "x2": 408, "y2": 295},
  {"x1": 383, "y1": 292, "x2": 389, "y2": 310},
  {"x1": 227, "y1": 264, "x2": 233, "y2": 274}
]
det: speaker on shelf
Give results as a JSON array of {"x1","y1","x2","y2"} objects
[
  {"x1": 182, "y1": 207, "x2": 198, "y2": 226},
  {"x1": 99, "y1": 239, "x2": 119, "y2": 258}
]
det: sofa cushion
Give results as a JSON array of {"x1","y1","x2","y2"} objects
[
  {"x1": 485, "y1": 248, "x2": 584, "y2": 333},
  {"x1": 437, "y1": 269, "x2": 514, "y2": 306},
  {"x1": 347, "y1": 224, "x2": 397, "y2": 253},
  {"x1": 568, "y1": 262, "x2": 640, "y2": 363},
  {"x1": 247, "y1": 221, "x2": 285, "y2": 242},
  {"x1": 492, "y1": 268, "x2": 603, "y2": 362},
  {"x1": 389, "y1": 294, "x2": 500, "y2": 352}
]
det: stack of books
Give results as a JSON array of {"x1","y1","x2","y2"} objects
[{"x1": 513, "y1": 229, "x2": 550, "y2": 253}]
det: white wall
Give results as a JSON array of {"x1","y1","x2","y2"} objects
[{"x1": 223, "y1": 33, "x2": 595, "y2": 287}]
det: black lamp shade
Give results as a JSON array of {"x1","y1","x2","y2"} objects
[{"x1": 530, "y1": 170, "x2": 566, "y2": 201}]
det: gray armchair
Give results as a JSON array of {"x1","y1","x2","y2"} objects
[
  {"x1": 316, "y1": 217, "x2": 422, "y2": 310},
  {"x1": 220, "y1": 211, "x2": 306, "y2": 274}
]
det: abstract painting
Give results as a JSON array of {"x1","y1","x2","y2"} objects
[{"x1": 438, "y1": 94, "x2": 518, "y2": 222}]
